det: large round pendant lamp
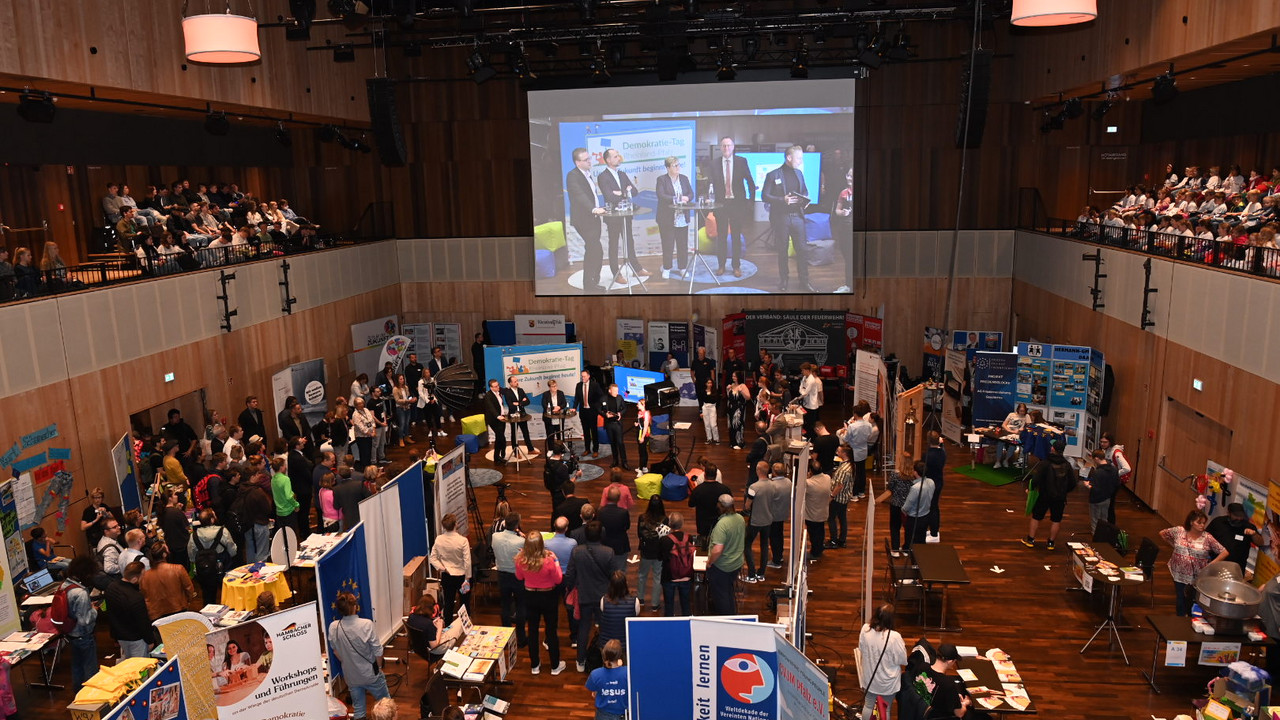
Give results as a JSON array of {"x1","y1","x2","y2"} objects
[
  {"x1": 183, "y1": 2, "x2": 261, "y2": 64},
  {"x1": 1011, "y1": 0, "x2": 1097, "y2": 27}
]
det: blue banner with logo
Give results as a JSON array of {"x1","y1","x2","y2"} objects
[
  {"x1": 103, "y1": 657, "x2": 189, "y2": 720},
  {"x1": 315, "y1": 524, "x2": 372, "y2": 679},
  {"x1": 388, "y1": 461, "x2": 429, "y2": 565},
  {"x1": 972, "y1": 352, "x2": 1020, "y2": 429}
]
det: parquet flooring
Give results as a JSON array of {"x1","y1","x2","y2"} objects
[{"x1": 12, "y1": 403, "x2": 1210, "y2": 720}]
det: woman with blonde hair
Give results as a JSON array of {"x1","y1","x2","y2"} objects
[{"x1": 514, "y1": 531, "x2": 565, "y2": 675}]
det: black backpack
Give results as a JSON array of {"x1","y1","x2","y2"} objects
[{"x1": 193, "y1": 527, "x2": 226, "y2": 578}]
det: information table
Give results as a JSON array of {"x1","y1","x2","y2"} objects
[
  {"x1": 958, "y1": 648, "x2": 1036, "y2": 718},
  {"x1": 911, "y1": 543, "x2": 971, "y2": 632},
  {"x1": 220, "y1": 563, "x2": 292, "y2": 611},
  {"x1": 1068, "y1": 541, "x2": 1145, "y2": 663},
  {"x1": 450, "y1": 625, "x2": 518, "y2": 683},
  {"x1": 1141, "y1": 614, "x2": 1271, "y2": 693}
]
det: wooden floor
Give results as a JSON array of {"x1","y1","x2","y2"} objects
[{"x1": 13, "y1": 404, "x2": 1207, "y2": 720}]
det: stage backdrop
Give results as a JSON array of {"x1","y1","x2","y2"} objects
[
  {"x1": 745, "y1": 311, "x2": 846, "y2": 376},
  {"x1": 207, "y1": 603, "x2": 328, "y2": 720},
  {"x1": 483, "y1": 343, "x2": 584, "y2": 414}
]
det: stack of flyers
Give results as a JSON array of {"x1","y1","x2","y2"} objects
[{"x1": 1002, "y1": 684, "x2": 1031, "y2": 711}]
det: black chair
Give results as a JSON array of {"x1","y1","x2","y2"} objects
[
  {"x1": 1135, "y1": 537, "x2": 1160, "y2": 606},
  {"x1": 885, "y1": 546, "x2": 925, "y2": 626},
  {"x1": 418, "y1": 669, "x2": 450, "y2": 719},
  {"x1": 1092, "y1": 520, "x2": 1120, "y2": 548}
]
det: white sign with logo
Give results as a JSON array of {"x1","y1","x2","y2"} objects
[
  {"x1": 208, "y1": 602, "x2": 329, "y2": 720},
  {"x1": 515, "y1": 315, "x2": 566, "y2": 345}
]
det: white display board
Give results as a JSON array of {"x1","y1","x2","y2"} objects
[
  {"x1": 434, "y1": 444, "x2": 469, "y2": 540},
  {"x1": 358, "y1": 485, "x2": 406, "y2": 646}
]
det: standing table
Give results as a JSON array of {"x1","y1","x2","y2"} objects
[
  {"x1": 911, "y1": 543, "x2": 971, "y2": 632},
  {"x1": 1069, "y1": 542, "x2": 1145, "y2": 664}
]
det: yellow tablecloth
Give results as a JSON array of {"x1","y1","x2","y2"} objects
[{"x1": 220, "y1": 566, "x2": 292, "y2": 611}]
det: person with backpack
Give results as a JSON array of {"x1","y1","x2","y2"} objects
[
  {"x1": 188, "y1": 509, "x2": 238, "y2": 604},
  {"x1": 859, "y1": 603, "x2": 907, "y2": 720},
  {"x1": 659, "y1": 512, "x2": 694, "y2": 616},
  {"x1": 1021, "y1": 439, "x2": 1076, "y2": 551},
  {"x1": 57, "y1": 555, "x2": 100, "y2": 688},
  {"x1": 597, "y1": 571, "x2": 639, "y2": 655},
  {"x1": 194, "y1": 453, "x2": 229, "y2": 511},
  {"x1": 635, "y1": 495, "x2": 669, "y2": 612}
]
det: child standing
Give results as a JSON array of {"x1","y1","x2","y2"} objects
[{"x1": 585, "y1": 639, "x2": 628, "y2": 720}]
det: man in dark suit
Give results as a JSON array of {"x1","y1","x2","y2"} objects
[
  {"x1": 706, "y1": 137, "x2": 757, "y2": 277},
  {"x1": 501, "y1": 376, "x2": 534, "y2": 456},
  {"x1": 483, "y1": 379, "x2": 509, "y2": 465},
  {"x1": 566, "y1": 147, "x2": 606, "y2": 293},
  {"x1": 602, "y1": 384, "x2": 629, "y2": 470},
  {"x1": 428, "y1": 346, "x2": 455, "y2": 424},
  {"x1": 762, "y1": 145, "x2": 817, "y2": 293},
  {"x1": 597, "y1": 148, "x2": 649, "y2": 286},
  {"x1": 238, "y1": 395, "x2": 266, "y2": 442},
  {"x1": 574, "y1": 370, "x2": 603, "y2": 459},
  {"x1": 540, "y1": 379, "x2": 569, "y2": 440},
  {"x1": 278, "y1": 396, "x2": 311, "y2": 445}
]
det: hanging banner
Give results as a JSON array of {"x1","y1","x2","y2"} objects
[
  {"x1": 315, "y1": 525, "x2": 373, "y2": 680},
  {"x1": 922, "y1": 326, "x2": 945, "y2": 380},
  {"x1": 434, "y1": 444, "x2": 469, "y2": 540},
  {"x1": 101, "y1": 657, "x2": 190, "y2": 720},
  {"x1": 617, "y1": 319, "x2": 645, "y2": 365},
  {"x1": 389, "y1": 461, "x2": 429, "y2": 565},
  {"x1": 403, "y1": 323, "x2": 433, "y2": 356},
  {"x1": 854, "y1": 350, "x2": 883, "y2": 410},
  {"x1": 112, "y1": 434, "x2": 141, "y2": 515},
  {"x1": 434, "y1": 323, "x2": 463, "y2": 366},
  {"x1": 351, "y1": 315, "x2": 399, "y2": 381},
  {"x1": 271, "y1": 358, "x2": 328, "y2": 436},
  {"x1": 723, "y1": 313, "x2": 746, "y2": 370},
  {"x1": 483, "y1": 343, "x2": 584, "y2": 413},
  {"x1": 648, "y1": 321, "x2": 671, "y2": 371},
  {"x1": 745, "y1": 311, "x2": 847, "y2": 376},
  {"x1": 377, "y1": 335, "x2": 412, "y2": 380},
  {"x1": 208, "y1": 603, "x2": 328, "y2": 720},
  {"x1": 515, "y1": 314, "x2": 567, "y2": 345},
  {"x1": 153, "y1": 612, "x2": 218, "y2": 720},
  {"x1": 971, "y1": 352, "x2": 1020, "y2": 430}
]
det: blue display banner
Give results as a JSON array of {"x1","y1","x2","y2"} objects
[{"x1": 972, "y1": 352, "x2": 1020, "y2": 429}]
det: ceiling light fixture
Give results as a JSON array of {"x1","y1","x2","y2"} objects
[
  {"x1": 1011, "y1": 0, "x2": 1097, "y2": 27},
  {"x1": 182, "y1": 0, "x2": 261, "y2": 64},
  {"x1": 716, "y1": 48, "x2": 737, "y2": 81},
  {"x1": 16, "y1": 91, "x2": 56, "y2": 123},
  {"x1": 790, "y1": 44, "x2": 809, "y2": 79}
]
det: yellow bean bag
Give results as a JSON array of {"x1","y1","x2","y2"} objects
[
  {"x1": 461, "y1": 414, "x2": 487, "y2": 437},
  {"x1": 635, "y1": 473, "x2": 663, "y2": 500},
  {"x1": 534, "y1": 221, "x2": 567, "y2": 252}
]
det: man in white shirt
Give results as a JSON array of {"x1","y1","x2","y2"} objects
[
  {"x1": 97, "y1": 519, "x2": 125, "y2": 578},
  {"x1": 841, "y1": 400, "x2": 875, "y2": 501},
  {"x1": 797, "y1": 363, "x2": 822, "y2": 440}
]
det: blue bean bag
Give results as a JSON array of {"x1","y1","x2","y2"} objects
[
  {"x1": 660, "y1": 472, "x2": 690, "y2": 501},
  {"x1": 455, "y1": 434, "x2": 480, "y2": 454},
  {"x1": 651, "y1": 414, "x2": 670, "y2": 435},
  {"x1": 535, "y1": 249, "x2": 556, "y2": 278}
]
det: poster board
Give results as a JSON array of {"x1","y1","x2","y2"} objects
[
  {"x1": 0, "y1": 480, "x2": 29, "y2": 582},
  {"x1": 971, "y1": 352, "x2": 1020, "y2": 431},
  {"x1": 208, "y1": 603, "x2": 329, "y2": 720},
  {"x1": 745, "y1": 311, "x2": 847, "y2": 377},
  {"x1": 648, "y1": 321, "x2": 690, "y2": 372},
  {"x1": 617, "y1": 318, "x2": 645, "y2": 365},
  {"x1": 403, "y1": 322, "x2": 433, "y2": 356},
  {"x1": 941, "y1": 348, "x2": 966, "y2": 444},
  {"x1": 359, "y1": 484, "x2": 406, "y2": 646},
  {"x1": 350, "y1": 315, "x2": 399, "y2": 381},
  {"x1": 1015, "y1": 342, "x2": 1104, "y2": 458},
  {"x1": 482, "y1": 343, "x2": 584, "y2": 413},
  {"x1": 434, "y1": 445, "x2": 469, "y2": 540},
  {"x1": 270, "y1": 358, "x2": 327, "y2": 436},
  {"x1": 433, "y1": 323, "x2": 464, "y2": 365},
  {"x1": 112, "y1": 433, "x2": 142, "y2": 514},
  {"x1": 895, "y1": 384, "x2": 925, "y2": 465},
  {"x1": 0, "y1": 525, "x2": 22, "y2": 638},
  {"x1": 853, "y1": 350, "x2": 883, "y2": 410}
]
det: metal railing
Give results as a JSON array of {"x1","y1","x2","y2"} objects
[
  {"x1": 0, "y1": 202, "x2": 395, "y2": 305},
  {"x1": 1028, "y1": 218, "x2": 1280, "y2": 280}
]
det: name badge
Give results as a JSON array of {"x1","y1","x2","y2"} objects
[
  {"x1": 1235, "y1": 534, "x2": 1245, "y2": 542},
  {"x1": 774, "y1": 178, "x2": 782, "y2": 184}
]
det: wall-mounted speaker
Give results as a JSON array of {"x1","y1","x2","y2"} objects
[{"x1": 366, "y1": 78, "x2": 407, "y2": 167}]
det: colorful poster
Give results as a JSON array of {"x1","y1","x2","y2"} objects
[
  {"x1": 1198, "y1": 642, "x2": 1242, "y2": 666},
  {"x1": 350, "y1": 315, "x2": 399, "y2": 380},
  {"x1": 403, "y1": 322, "x2": 433, "y2": 356},
  {"x1": 951, "y1": 330, "x2": 1004, "y2": 353},
  {"x1": 617, "y1": 319, "x2": 645, "y2": 364},
  {"x1": 102, "y1": 658, "x2": 189, "y2": 720},
  {"x1": 0, "y1": 523, "x2": 22, "y2": 637},
  {"x1": 377, "y1": 335, "x2": 413, "y2": 379},
  {"x1": 0, "y1": 480, "x2": 27, "y2": 581},
  {"x1": 12, "y1": 472, "x2": 36, "y2": 531},
  {"x1": 515, "y1": 314, "x2": 567, "y2": 345},
  {"x1": 483, "y1": 343, "x2": 584, "y2": 414},
  {"x1": 1257, "y1": 481, "x2": 1280, "y2": 586},
  {"x1": 923, "y1": 326, "x2": 945, "y2": 380},
  {"x1": 433, "y1": 322, "x2": 463, "y2": 366},
  {"x1": 689, "y1": 618, "x2": 785, "y2": 720},
  {"x1": 209, "y1": 603, "x2": 328, "y2": 720}
]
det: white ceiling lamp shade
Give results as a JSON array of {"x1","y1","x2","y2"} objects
[
  {"x1": 183, "y1": 1, "x2": 261, "y2": 64},
  {"x1": 1010, "y1": 0, "x2": 1097, "y2": 27}
]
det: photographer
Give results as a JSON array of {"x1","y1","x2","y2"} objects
[{"x1": 544, "y1": 441, "x2": 580, "y2": 515}]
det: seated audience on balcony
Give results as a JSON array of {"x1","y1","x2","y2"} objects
[
  {"x1": 13, "y1": 247, "x2": 39, "y2": 297},
  {"x1": 140, "y1": 185, "x2": 167, "y2": 218},
  {"x1": 1225, "y1": 165, "x2": 1246, "y2": 195},
  {"x1": 265, "y1": 202, "x2": 298, "y2": 235},
  {"x1": 135, "y1": 234, "x2": 161, "y2": 274},
  {"x1": 117, "y1": 207, "x2": 144, "y2": 249},
  {"x1": 102, "y1": 183, "x2": 125, "y2": 224},
  {"x1": 167, "y1": 207, "x2": 213, "y2": 248},
  {"x1": 119, "y1": 184, "x2": 161, "y2": 226},
  {"x1": 165, "y1": 182, "x2": 189, "y2": 213},
  {"x1": 0, "y1": 247, "x2": 14, "y2": 301},
  {"x1": 243, "y1": 201, "x2": 265, "y2": 228},
  {"x1": 1162, "y1": 163, "x2": 1179, "y2": 188}
]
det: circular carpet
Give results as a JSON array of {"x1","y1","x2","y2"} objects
[
  {"x1": 576, "y1": 463, "x2": 606, "y2": 482},
  {"x1": 679, "y1": 259, "x2": 758, "y2": 285},
  {"x1": 469, "y1": 468, "x2": 504, "y2": 488},
  {"x1": 566, "y1": 267, "x2": 648, "y2": 291},
  {"x1": 482, "y1": 447, "x2": 541, "y2": 463},
  {"x1": 695, "y1": 286, "x2": 770, "y2": 294}
]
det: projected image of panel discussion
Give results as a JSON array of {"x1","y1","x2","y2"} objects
[{"x1": 528, "y1": 79, "x2": 855, "y2": 296}]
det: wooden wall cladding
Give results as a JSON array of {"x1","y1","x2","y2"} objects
[
  {"x1": 1008, "y1": 0, "x2": 1280, "y2": 102},
  {"x1": 0, "y1": 0, "x2": 375, "y2": 123}
]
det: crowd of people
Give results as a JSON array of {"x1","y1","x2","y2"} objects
[{"x1": 1069, "y1": 162, "x2": 1280, "y2": 276}]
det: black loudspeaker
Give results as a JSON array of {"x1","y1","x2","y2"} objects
[
  {"x1": 366, "y1": 78, "x2": 407, "y2": 167},
  {"x1": 955, "y1": 49, "x2": 992, "y2": 149}
]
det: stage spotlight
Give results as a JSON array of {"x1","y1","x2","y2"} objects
[
  {"x1": 328, "y1": 0, "x2": 370, "y2": 27},
  {"x1": 1152, "y1": 72, "x2": 1178, "y2": 104},
  {"x1": 790, "y1": 45, "x2": 809, "y2": 78},
  {"x1": 716, "y1": 49, "x2": 736, "y2": 81},
  {"x1": 285, "y1": 0, "x2": 315, "y2": 39},
  {"x1": 591, "y1": 54, "x2": 611, "y2": 84},
  {"x1": 274, "y1": 122, "x2": 292, "y2": 147},
  {"x1": 204, "y1": 110, "x2": 230, "y2": 136},
  {"x1": 466, "y1": 49, "x2": 497, "y2": 84},
  {"x1": 743, "y1": 35, "x2": 759, "y2": 60},
  {"x1": 1091, "y1": 100, "x2": 1114, "y2": 120},
  {"x1": 319, "y1": 125, "x2": 340, "y2": 143},
  {"x1": 336, "y1": 133, "x2": 355, "y2": 149},
  {"x1": 886, "y1": 27, "x2": 913, "y2": 61},
  {"x1": 1063, "y1": 97, "x2": 1084, "y2": 119},
  {"x1": 513, "y1": 46, "x2": 537, "y2": 80},
  {"x1": 333, "y1": 44, "x2": 356, "y2": 62},
  {"x1": 16, "y1": 91, "x2": 55, "y2": 123},
  {"x1": 858, "y1": 34, "x2": 883, "y2": 68}
]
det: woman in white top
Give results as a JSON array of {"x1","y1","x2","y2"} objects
[
  {"x1": 350, "y1": 373, "x2": 370, "y2": 406},
  {"x1": 859, "y1": 604, "x2": 907, "y2": 720},
  {"x1": 994, "y1": 402, "x2": 1029, "y2": 469}
]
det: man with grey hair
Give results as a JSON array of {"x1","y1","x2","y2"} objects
[{"x1": 707, "y1": 493, "x2": 745, "y2": 614}]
